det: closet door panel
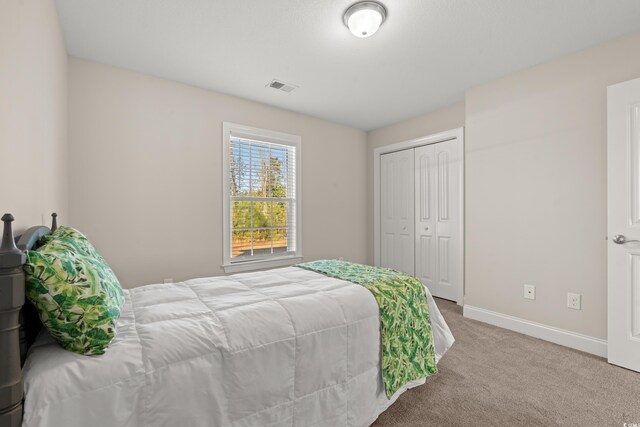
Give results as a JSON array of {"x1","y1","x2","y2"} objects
[
  {"x1": 380, "y1": 156, "x2": 395, "y2": 269},
  {"x1": 414, "y1": 144, "x2": 436, "y2": 290},
  {"x1": 433, "y1": 140, "x2": 461, "y2": 301},
  {"x1": 380, "y1": 149, "x2": 415, "y2": 275}
]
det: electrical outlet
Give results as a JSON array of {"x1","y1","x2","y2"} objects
[
  {"x1": 567, "y1": 293, "x2": 581, "y2": 310},
  {"x1": 524, "y1": 284, "x2": 536, "y2": 300},
  {"x1": 164, "y1": 278, "x2": 173, "y2": 284}
]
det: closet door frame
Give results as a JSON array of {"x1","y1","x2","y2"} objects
[{"x1": 373, "y1": 127, "x2": 465, "y2": 305}]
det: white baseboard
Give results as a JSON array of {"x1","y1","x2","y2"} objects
[{"x1": 463, "y1": 305, "x2": 607, "y2": 358}]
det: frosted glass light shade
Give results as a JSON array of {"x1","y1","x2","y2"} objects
[{"x1": 344, "y1": 2, "x2": 387, "y2": 38}]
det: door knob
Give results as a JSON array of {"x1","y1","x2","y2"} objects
[
  {"x1": 613, "y1": 234, "x2": 640, "y2": 244},
  {"x1": 424, "y1": 226, "x2": 429, "y2": 231}
]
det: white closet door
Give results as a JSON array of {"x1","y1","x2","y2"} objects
[
  {"x1": 415, "y1": 139, "x2": 462, "y2": 302},
  {"x1": 380, "y1": 149, "x2": 415, "y2": 275},
  {"x1": 414, "y1": 144, "x2": 436, "y2": 291}
]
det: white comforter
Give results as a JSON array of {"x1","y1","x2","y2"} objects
[{"x1": 23, "y1": 267, "x2": 454, "y2": 427}]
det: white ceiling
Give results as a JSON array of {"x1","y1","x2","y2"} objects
[{"x1": 55, "y1": 0, "x2": 640, "y2": 131}]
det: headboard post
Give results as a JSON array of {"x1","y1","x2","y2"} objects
[
  {"x1": 0, "y1": 214, "x2": 26, "y2": 427},
  {"x1": 51, "y1": 212, "x2": 57, "y2": 232}
]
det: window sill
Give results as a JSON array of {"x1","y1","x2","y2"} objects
[{"x1": 222, "y1": 255, "x2": 303, "y2": 274}]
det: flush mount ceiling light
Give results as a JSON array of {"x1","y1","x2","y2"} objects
[{"x1": 343, "y1": 1, "x2": 387, "y2": 38}]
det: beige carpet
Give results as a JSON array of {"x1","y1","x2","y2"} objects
[{"x1": 372, "y1": 299, "x2": 640, "y2": 427}]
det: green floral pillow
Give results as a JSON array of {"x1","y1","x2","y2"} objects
[
  {"x1": 24, "y1": 228, "x2": 125, "y2": 355},
  {"x1": 41, "y1": 226, "x2": 100, "y2": 258}
]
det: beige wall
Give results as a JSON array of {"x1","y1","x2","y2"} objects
[
  {"x1": 68, "y1": 58, "x2": 367, "y2": 287},
  {"x1": 465, "y1": 32, "x2": 640, "y2": 340},
  {"x1": 365, "y1": 102, "x2": 465, "y2": 263},
  {"x1": 0, "y1": 0, "x2": 68, "y2": 232}
]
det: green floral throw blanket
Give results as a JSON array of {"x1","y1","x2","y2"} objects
[{"x1": 295, "y1": 260, "x2": 437, "y2": 398}]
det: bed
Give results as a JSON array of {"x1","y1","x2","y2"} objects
[{"x1": 0, "y1": 214, "x2": 454, "y2": 427}]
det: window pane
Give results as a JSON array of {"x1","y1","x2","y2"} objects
[
  {"x1": 231, "y1": 201, "x2": 251, "y2": 229},
  {"x1": 235, "y1": 173, "x2": 250, "y2": 196},
  {"x1": 230, "y1": 140, "x2": 250, "y2": 196},
  {"x1": 273, "y1": 228, "x2": 288, "y2": 254},
  {"x1": 252, "y1": 229, "x2": 272, "y2": 256},
  {"x1": 232, "y1": 230, "x2": 252, "y2": 258},
  {"x1": 273, "y1": 201, "x2": 288, "y2": 227},
  {"x1": 267, "y1": 155, "x2": 286, "y2": 198},
  {"x1": 249, "y1": 170, "x2": 259, "y2": 196},
  {"x1": 253, "y1": 201, "x2": 271, "y2": 228},
  {"x1": 256, "y1": 144, "x2": 269, "y2": 196}
]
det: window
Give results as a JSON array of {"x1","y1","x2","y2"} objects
[{"x1": 222, "y1": 123, "x2": 302, "y2": 272}]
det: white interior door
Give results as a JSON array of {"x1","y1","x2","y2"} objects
[
  {"x1": 380, "y1": 149, "x2": 415, "y2": 275},
  {"x1": 415, "y1": 140, "x2": 463, "y2": 303},
  {"x1": 608, "y1": 77, "x2": 640, "y2": 372}
]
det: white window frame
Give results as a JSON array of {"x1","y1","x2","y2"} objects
[{"x1": 222, "y1": 122, "x2": 302, "y2": 273}]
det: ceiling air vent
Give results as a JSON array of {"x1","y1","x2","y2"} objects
[{"x1": 267, "y1": 79, "x2": 298, "y2": 93}]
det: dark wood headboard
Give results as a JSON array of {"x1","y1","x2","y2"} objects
[{"x1": 0, "y1": 213, "x2": 57, "y2": 427}]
